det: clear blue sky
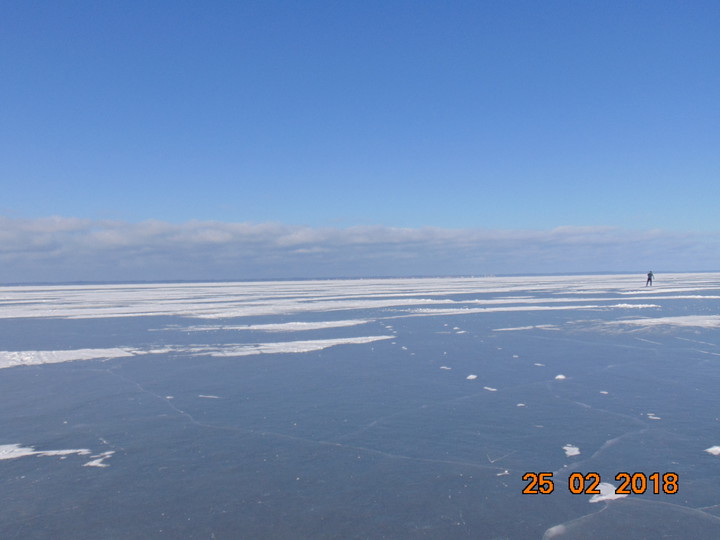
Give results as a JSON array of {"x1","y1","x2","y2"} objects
[{"x1": 1, "y1": 1, "x2": 719, "y2": 281}]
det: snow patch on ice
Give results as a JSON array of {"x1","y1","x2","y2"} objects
[
  {"x1": 609, "y1": 315, "x2": 720, "y2": 328},
  {"x1": 177, "y1": 319, "x2": 371, "y2": 332},
  {"x1": 589, "y1": 482, "x2": 628, "y2": 503},
  {"x1": 187, "y1": 335, "x2": 394, "y2": 357},
  {"x1": 83, "y1": 451, "x2": 115, "y2": 468},
  {"x1": 493, "y1": 324, "x2": 559, "y2": 332},
  {"x1": 0, "y1": 443, "x2": 91, "y2": 462},
  {"x1": 0, "y1": 348, "x2": 138, "y2": 370}
]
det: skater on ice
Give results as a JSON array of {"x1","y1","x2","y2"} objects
[{"x1": 646, "y1": 271, "x2": 654, "y2": 286}]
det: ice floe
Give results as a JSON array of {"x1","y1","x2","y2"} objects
[
  {"x1": 562, "y1": 444, "x2": 580, "y2": 457},
  {"x1": 704, "y1": 446, "x2": 720, "y2": 456}
]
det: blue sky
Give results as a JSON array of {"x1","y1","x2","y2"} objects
[{"x1": 2, "y1": 1, "x2": 719, "y2": 281}]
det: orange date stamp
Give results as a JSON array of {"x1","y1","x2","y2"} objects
[{"x1": 522, "y1": 472, "x2": 679, "y2": 495}]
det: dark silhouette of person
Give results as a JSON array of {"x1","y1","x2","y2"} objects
[{"x1": 646, "y1": 271, "x2": 654, "y2": 287}]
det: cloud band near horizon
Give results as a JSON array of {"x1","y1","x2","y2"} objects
[{"x1": 1, "y1": 216, "x2": 717, "y2": 283}]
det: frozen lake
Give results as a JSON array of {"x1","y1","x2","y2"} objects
[{"x1": 2, "y1": 273, "x2": 720, "y2": 539}]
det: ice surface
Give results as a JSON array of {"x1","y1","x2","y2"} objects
[{"x1": 1, "y1": 272, "x2": 719, "y2": 539}]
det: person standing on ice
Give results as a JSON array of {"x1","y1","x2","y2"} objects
[{"x1": 646, "y1": 271, "x2": 654, "y2": 286}]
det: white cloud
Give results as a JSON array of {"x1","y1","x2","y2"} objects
[{"x1": 1, "y1": 216, "x2": 718, "y2": 282}]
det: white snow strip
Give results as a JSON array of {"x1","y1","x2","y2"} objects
[
  {"x1": 408, "y1": 304, "x2": 607, "y2": 317},
  {"x1": 0, "y1": 348, "x2": 137, "y2": 370},
  {"x1": 176, "y1": 319, "x2": 370, "y2": 332},
  {"x1": 483, "y1": 386, "x2": 498, "y2": 392},
  {"x1": 609, "y1": 315, "x2": 720, "y2": 328},
  {"x1": 187, "y1": 335, "x2": 394, "y2": 357},
  {"x1": 0, "y1": 443, "x2": 91, "y2": 461},
  {"x1": 589, "y1": 482, "x2": 628, "y2": 503},
  {"x1": 198, "y1": 394, "x2": 220, "y2": 399},
  {"x1": 0, "y1": 336, "x2": 392, "y2": 369},
  {"x1": 555, "y1": 374, "x2": 567, "y2": 380},
  {"x1": 466, "y1": 374, "x2": 478, "y2": 380},
  {"x1": 610, "y1": 303, "x2": 660, "y2": 309}
]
